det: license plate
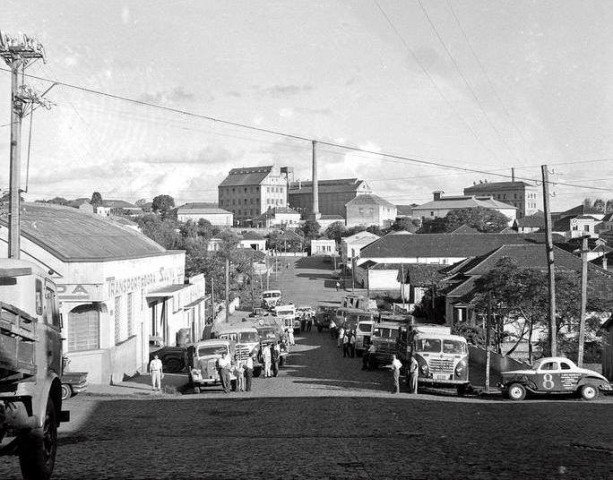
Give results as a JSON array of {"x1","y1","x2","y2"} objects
[{"x1": 434, "y1": 373, "x2": 449, "y2": 381}]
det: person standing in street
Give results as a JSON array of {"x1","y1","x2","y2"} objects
[
  {"x1": 306, "y1": 315, "x2": 313, "y2": 332},
  {"x1": 287, "y1": 327, "x2": 295, "y2": 346},
  {"x1": 271, "y1": 342, "x2": 280, "y2": 377},
  {"x1": 408, "y1": 354, "x2": 419, "y2": 394},
  {"x1": 149, "y1": 354, "x2": 163, "y2": 392},
  {"x1": 342, "y1": 330, "x2": 349, "y2": 357},
  {"x1": 362, "y1": 343, "x2": 376, "y2": 370},
  {"x1": 262, "y1": 344, "x2": 272, "y2": 378},
  {"x1": 349, "y1": 331, "x2": 356, "y2": 358},
  {"x1": 337, "y1": 326, "x2": 345, "y2": 348},
  {"x1": 335, "y1": 281, "x2": 340, "y2": 292},
  {"x1": 244, "y1": 354, "x2": 254, "y2": 392},
  {"x1": 234, "y1": 356, "x2": 245, "y2": 392},
  {"x1": 386, "y1": 355, "x2": 403, "y2": 394},
  {"x1": 217, "y1": 351, "x2": 232, "y2": 393}
]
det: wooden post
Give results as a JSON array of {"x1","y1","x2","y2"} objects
[
  {"x1": 8, "y1": 59, "x2": 22, "y2": 259},
  {"x1": 578, "y1": 236, "x2": 589, "y2": 366},
  {"x1": 485, "y1": 291, "x2": 492, "y2": 393},
  {"x1": 541, "y1": 165, "x2": 557, "y2": 356}
]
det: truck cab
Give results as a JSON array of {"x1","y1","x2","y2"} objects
[
  {"x1": 261, "y1": 290, "x2": 282, "y2": 310},
  {"x1": 212, "y1": 324, "x2": 262, "y2": 376},
  {"x1": 368, "y1": 321, "x2": 401, "y2": 367},
  {"x1": 274, "y1": 304, "x2": 299, "y2": 333},
  {"x1": 0, "y1": 259, "x2": 69, "y2": 479},
  {"x1": 187, "y1": 339, "x2": 236, "y2": 392}
]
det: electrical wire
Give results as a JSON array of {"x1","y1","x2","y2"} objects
[{"x1": 0, "y1": 67, "x2": 611, "y2": 193}]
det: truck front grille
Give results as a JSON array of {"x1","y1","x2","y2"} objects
[{"x1": 428, "y1": 358, "x2": 455, "y2": 372}]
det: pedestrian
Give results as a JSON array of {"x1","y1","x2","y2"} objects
[
  {"x1": 287, "y1": 327, "x2": 295, "y2": 346},
  {"x1": 272, "y1": 342, "x2": 280, "y2": 377},
  {"x1": 342, "y1": 330, "x2": 349, "y2": 357},
  {"x1": 217, "y1": 351, "x2": 232, "y2": 393},
  {"x1": 329, "y1": 318, "x2": 337, "y2": 338},
  {"x1": 337, "y1": 326, "x2": 345, "y2": 348},
  {"x1": 306, "y1": 315, "x2": 313, "y2": 332},
  {"x1": 408, "y1": 354, "x2": 419, "y2": 394},
  {"x1": 262, "y1": 344, "x2": 272, "y2": 378},
  {"x1": 234, "y1": 355, "x2": 245, "y2": 392},
  {"x1": 386, "y1": 355, "x2": 403, "y2": 394},
  {"x1": 149, "y1": 354, "x2": 163, "y2": 392},
  {"x1": 362, "y1": 343, "x2": 376, "y2": 370},
  {"x1": 335, "y1": 281, "x2": 340, "y2": 292},
  {"x1": 349, "y1": 331, "x2": 356, "y2": 358},
  {"x1": 244, "y1": 354, "x2": 254, "y2": 392},
  {"x1": 301, "y1": 314, "x2": 307, "y2": 333}
]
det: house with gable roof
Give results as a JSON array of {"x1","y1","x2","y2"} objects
[
  {"x1": 177, "y1": 202, "x2": 233, "y2": 226},
  {"x1": 345, "y1": 194, "x2": 397, "y2": 228}
]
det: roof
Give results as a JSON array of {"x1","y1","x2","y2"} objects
[
  {"x1": 516, "y1": 213, "x2": 545, "y2": 228},
  {"x1": 360, "y1": 232, "x2": 545, "y2": 260},
  {"x1": 370, "y1": 262, "x2": 404, "y2": 271},
  {"x1": 498, "y1": 227, "x2": 517, "y2": 234},
  {"x1": 147, "y1": 284, "x2": 190, "y2": 298},
  {"x1": 288, "y1": 178, "x2": 369, "y2": 194},
  {"x1": 464, "y1": 181, "x2": 535, "y2": 193},
  {"x1": 219, "y1": 166, "x2": 275, "y2": 187},
  {"x1": 404, "y1": 264, "x2": 447, "y2": 286},
  {"x1": 100, "y1": 199, "x2": 138, "y2": 209},
  {"x1": 2, "y1": 203, "x2": 169, "y2": 262},
  {"x1": 396, "y1": 204, "x2": 417, "y2": 216},
  {"x1": 558, "y1": 204, "x2": 603, "y2": 218},
  {"x1": 414, "y1": 195, "x2": 517, "y2": 211},
  {"x1": 590, "y1": 251, "x2": 613, "y2": 269},
  {"x1": 346, "y1": 194, "x2": 395, "y2": 208},
  {"x1": 320, "y1": 214, "x2": 344, "y2": 220},
  {"x1": 552, "y1": 217, "x2": 572, "y2": 232},
  {"x1": 177, "y1": 203, "x2": 231, "y2": 215},
  {"x1": 450, "y1": 225, "x2": 480, "y2": 234},
  {"x1": 343, "y1": 231, "x2": 380, "y2": 243}
]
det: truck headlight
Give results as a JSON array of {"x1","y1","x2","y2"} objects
[{"x1": 455, "y1": 360, "x2": 467, "y2": 379}]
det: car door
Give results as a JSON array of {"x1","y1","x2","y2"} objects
[
  {"x1": 536, "y1": 360, "x2": 561, "y2": 392},
  {"x1": 558, "y1": 360, "x2": 583, "y2": 391}
]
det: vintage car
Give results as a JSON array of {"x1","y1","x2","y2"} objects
[
  {"x1": 187, "y1": 339, "x2": 236, "y2": 392},
  {"x1": 315, "y1": 305, "x2": 335, "y2": 332},
  {"x1": 500, "y1": 356, "x2": 612, "y2": 401},
  {"x1": 61, "y1": 371, "x2": 88, "y2": 401}
]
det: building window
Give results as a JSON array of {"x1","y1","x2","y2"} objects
[
  {"x1": 127, "y1": 292, "x2": 133, "y2": 337},
  {"x1": 67, "y1": 305, "x2": 100, "y2": 352},
  {"x1": 114, "y1": 296, "x2": 123, "y2": 344},
  {"x1": 584, "y1": 225, "x2": 590, "y2": 232},
  {"x1": 430, "y1": 211, "x2": 434, "y2": 216}
]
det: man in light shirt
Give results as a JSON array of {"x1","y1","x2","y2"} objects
[
  {"x1": 244, "y1": 354, "x2": 254, "y2": 392},
  {"x1": 149, "y1": 354, "x2": 163, "y2": 392},
  {"x1": 386, "y1": 355, "x2": 403, "y2": 394},
  {"x1": 217, "y1": 351, "x2": 232, "y2": 393}
]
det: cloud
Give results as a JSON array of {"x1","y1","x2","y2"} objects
[
  {"x1": 138, "y1": 86, "x2": 196, "y2": 104},
  {"x1": 121, "y1": 6, "x2": 130, "y2": 24},
  {"x1": 226, "y1": 91, "x2": 242, "y2": 98},
  {"x1": 254, "y1": 84, "x2": 314, "y2": 98},
  {"x1": 136, "y1": 144, "x2": 241, "y2": 167}
]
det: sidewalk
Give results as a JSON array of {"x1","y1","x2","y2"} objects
[{"x1": 83, "y1": 372, "x2": 188, "y2": 397}]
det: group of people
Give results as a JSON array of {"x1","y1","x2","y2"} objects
[
  {"x1": 338, "y1": 327, "x2": 357, "y2": 358},
  {"x1": 258, "y1": 340, "x2": 284, "y2": 378},
  {"x1": 216, "y1": 351, "x2": 255, "y2": 393},
  {"x1": 385, "y1": 354, "x2": 419, "y2": 394}
]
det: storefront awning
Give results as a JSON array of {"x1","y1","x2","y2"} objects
[
  {"x1": 183, "y1": 295, "x2": 209, "y2": 309},
  {"x1": 146, "y1": 284, "x2": 190, "y2": 299}
]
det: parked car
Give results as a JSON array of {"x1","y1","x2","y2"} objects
[
  {"x1": 61, "y1": 372, "x2": 88, "y2": 401},
  {"x1": 500, "y1": 357, "x2": 612, "y2": 401},
  {"x1": 187, "y1": 339, "x2": 236, "y2": 392}
]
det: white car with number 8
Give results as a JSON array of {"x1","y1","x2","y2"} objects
[{"x1": 500, "y1": 357, "x2": 611, "y2": 401}]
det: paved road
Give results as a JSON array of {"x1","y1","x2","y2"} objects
[{"x1": 2, "y1": 329, "x2": 612, "y2": 480}]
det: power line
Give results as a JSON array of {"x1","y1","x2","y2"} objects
[
  {"x1": 1, "y1": 67, "x2": 610, "y2": 193},
  {"x1": 415, "y1": 0, "x2": 521, "y2": 163}
]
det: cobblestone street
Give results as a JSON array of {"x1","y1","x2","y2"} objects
[{"x1": 2, "y1": 327, "x2": 612, "y2": 480}]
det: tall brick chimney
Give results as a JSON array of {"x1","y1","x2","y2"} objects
[{"x1": 433, "y1": 191, "x2": 444, "y2": 201}]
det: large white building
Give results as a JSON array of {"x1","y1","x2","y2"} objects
[
  {"x1": 0, "y1": 203, "x2": 207, "y2": 384},
  {"x1": 176, "y1": 203, "x2": 233, "y2": 226},
  {"x1": 413, "y1": 192, "x2": 517, "y2": 225},
  {"x1": 345, "y1": 194, "x2": 397, "y2": 228}
]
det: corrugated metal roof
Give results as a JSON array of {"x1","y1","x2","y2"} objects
[
  {"x1": 219, "y1": 166, "x2": 274, "y2": 187},
  {"x1": 3, "y1": 203, "x2": 169, "y2": 262}
]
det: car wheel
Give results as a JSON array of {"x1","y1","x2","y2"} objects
[
  {"x1": 507, "y1": 383, "x2": 526, "y2": 401},
  {"x1": 60, "y1": 384, "x2": 72, "y2": 401},
  {"x1": 19, "y1": 397, "x2": 57, "y2": 480},
  {"x1": 579, "y1": 384, "x2": 598, "y2": 401}
]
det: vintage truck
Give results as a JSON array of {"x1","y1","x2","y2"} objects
[
  {"x1": 0, "y1": 259, "x2": 70, "y2": 480},
  {"x1": 187, "y1": 339, "x2": 236, "y2": 392}
]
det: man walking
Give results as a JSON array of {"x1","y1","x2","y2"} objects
[
  {"x1": 342, "y1": 330, "x2": 349, "y2": 358},
  {"x1": 349, "y1": 331, "x2": 356, "y2": 358},
  {"x1": 262, "y1": 344, "x2": 272, "y2": 378},
  {"x1": 387, "y1": 355, "x2": 403, "y2": 394},
  {"x1": 408, "y1": 354, "x2": 419, "y2": 394},
  {"x1": 217, "y1": 351, "x2": 232, "y2": 393},
  {"x1": 244, "y1": 354, "x2": 254, "y2": 392},
  {"x1": 335, "y1": 281, "x2": 340, "y2": 292},
  {"x1": 271, "y1": 342, "x2": 280, "y2": 377},
  {"x1": 149, "y1": 354, "x2": 163, "y2": 392}
]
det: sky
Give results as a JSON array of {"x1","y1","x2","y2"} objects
[{"x1": 0, "y1": 0, "x2": 612, "y2": 210}]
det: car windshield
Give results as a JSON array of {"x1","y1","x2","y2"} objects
[
  {"x1": 416, "y1": 338, "x2": 442, "y2": 353},
  {"x1": 239, "y1": 332, "x2": 259, "y2": 343},
  {"x1": 373, "y1": 328, "x2": 398, "y2": 339},
  {"x1": 263, "y1": 292, "x2": 280, "y2": 299},
  {"x1": 442, "y1": 340, "x2": 466, "y2": 354},
  {"x1": 358, "y1": 323, "x2": 372, "y2": 333},
  {"x1": 277, "y1": 309, "x2": 293, "y2": 316},
  {"x1": 198, "y1": 346, "x2": 227, "y2": 357},
  {"x1": 257, "y1": 328, "x2": 277, "y2": 338}
]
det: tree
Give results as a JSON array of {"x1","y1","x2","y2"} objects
[
  {"x1": 152, "y1": 194, "x2": 175, "y2": 218},
  {"x1": 325, "y1": 221, "x2": 346, "y2": 243},
  {"x1": 43, "y1": 197, "x2": 70, "y2": 206},
  {"x1": 606, "y1": 199, "x2": 613, "y2": 213},
  {"x1": 444, "y1": 207, "x2": 510, "y2": 233},
  {"x1": 90, "y1": 191, "x2": 103, "y2": 212},
  {"x1": 390, "y1": 217, "x2": 421, "y2": 233},
  {"x1": 135, "y1": 198, "x2": 148, "y2": 207},
  {"x1": 300, "y1": 219, "x2": 321, "y2": 240},
  {"x1": 593, "y1": 198, "x2": 606, "y2": 213},
  {"x1": 135, "y1": 214, "x2": 182, "y2": 250}
]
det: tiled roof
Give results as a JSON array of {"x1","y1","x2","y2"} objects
[
  {"x1": 343, "y1": 231, "x2": 380, "y2": 243},
  {"x1": 464, "y1": 181, "x2": 534, "y2": 192},
  {"x1": 360, "y1": 233, "x2": 544, "y2": 259},
  {"x1": 369, "y1": 262, "x2": 404, "y2": 271},
  {"x1": 320, "y1": 214, "x2": 344, "y2": 220},
  {"x1": 346, "y1": 194, "x2": 395, "y2": 208},
  {"x1": 405, "y1": 264, "x2": 447, "y2": 286},
  {"x1": 450, "y1": 225, "x2": 480, "y2": 234},
  {"x1": 559, "y1": 204, "x2": 602, "y2": 218},
  {"x1": 415, "y1": 195, "x2": 516, "y2": 211},
  {"x1": 552, "y1": 217, "x2": 571, "y2": 232},
  {"x1": 2, "y1": 203, "x2": 168, "y2": 262},
  {"x1": 498, "y1": 227, "x2": 517, "y2": 234},
  {"x1": 396, "y1": 204, "x2": 417, "y2": 216},
  {"x1": 219, "y1": 166, "x2": 274, "y2": 187},
  {"x1": 517, "y1": 213, "x2": 545, "y2": 228},
  {"x1": 177, "y1": 203, "x2": 231, "y2": 215},
  {"x1": 288, "y1": 178, "x2": 368, "y2": 194}
]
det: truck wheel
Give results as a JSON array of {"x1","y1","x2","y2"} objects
[
  {"x1": 507, "y1": 383, "x2": 526, "y2": 401},
  {"x1": 60, "y1": 384, "x2": 72, "y2": 401},
  {"x1": 19, "y1": 397, "x2": 57, "y2": 480},
  {"x1": 456, "y1": 384, "x2": 469, "y2": 396},
  {"x1": 253, "y1": 366, "x2": 262, "y2": 378},
  {"x1": 579, "y1": 384, "x2": 598, "y2": 401}
]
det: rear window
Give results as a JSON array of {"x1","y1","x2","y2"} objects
[
  {"x1": 277, "y1": 309, "x2": 293, "y2": 316},
  {"x1": 416, "y1": 338, "x2": 441, "y2": 353},
  {"x1": 373, "y1": 328, "x2": 398, "y2": 339}
]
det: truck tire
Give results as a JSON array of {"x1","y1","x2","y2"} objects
[
  {"x1": 60, "y1": 384, "x2": 72, "y2": 401},
  {"x1": 19, "y1": 397, "x2": 58, "y2": 480},
  {"x1": 579, "y1": 384, "x2": 598, "y2": 401},
  {"x1": 507, "y1": 383, "x2": 526, "y2": 401}
]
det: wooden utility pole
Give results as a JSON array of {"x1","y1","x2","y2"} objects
[
  {"x1": 210, "y1": 273, "x2": 215, "y2": 323},
  {"x1": 8, "y1": 60, "x2": 22, "y2": 259},
  {"x1": 485, "y1": 291, "x2": 492, "y2": 393},
  {"x1": 541, "y1": 165, "x2": 557, "y2": 356},
  {"x1": 225, "y1": 258, "x2": 230, "y2": 323},
  {"x1": 265, "y1": 254, "x2": 270, "y2": 290},
  {"x1": 400, "y1": 264, "x2": 406, "y2": 310},
  {"x1": 577, "y1": 236, "x2": 589, "y2": 366}
]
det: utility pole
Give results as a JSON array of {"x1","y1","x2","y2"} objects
[
  {"x1": 577, "y1": 236, "x2": 589, "y2": 367},
  {"x1": 541, "y1": 165, "x2": 557, "y2": 356},
  {"x1": 225, "y1": 258, "x2": 230, "y2": 323},
  {"x1": 210, "y1": 273, "x2": 215, "y2": 324},
  {"x1": 485, "y1": 291, "x2": 492, "y2": 393},
  {"x1": 0, "y1": 32, "x2": 46, "y2": 259},
  {"x1": 265, "y1": 254, "x2": 270, "y2": 290},
  {"x1": 351, "y1": 254, "x2": 356, "y2": 292},
  {"x1": 400, "y1": 264, "x2": 406, "y2": 311}
]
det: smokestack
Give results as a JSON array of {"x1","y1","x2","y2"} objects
[
  {"x1": 512, "y1": 167, "x2": 515, "y2": 182},
  {"x1": 312, "y1": 141, "x2": 319, "y2": 215}
]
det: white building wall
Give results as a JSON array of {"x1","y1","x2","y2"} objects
[{"x1": 177, "y1": 212, "x2": 233, "y2": 226}]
